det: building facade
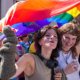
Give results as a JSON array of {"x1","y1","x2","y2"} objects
[{"x1": 0, "y1": 0, "x2": 25, "y2": 19}]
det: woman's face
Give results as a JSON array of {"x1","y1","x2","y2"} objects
[
  {"x1": 61, "y1": 33, "x2": 77, "y2": 50},
  {"x1": 23, "y1": 36, "x2": 29, "y2": 43},
  {"x1": 39, "y1": 29, "x2": 58, "y2": 50}
]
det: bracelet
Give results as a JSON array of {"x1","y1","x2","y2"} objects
[{"x1": 62, "y1": 69, "x2": 66, "y2": 75}]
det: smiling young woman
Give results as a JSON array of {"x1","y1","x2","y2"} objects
[
  {"x1": 0, "y1": 25, "x2": 62, "y2": 80},
  {"x1": 55, "y1": 22, "x2": 80, "y2": 80}
]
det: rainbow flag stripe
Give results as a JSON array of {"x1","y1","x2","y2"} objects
[
  {"x1": 45, "y1": 6, "x2": 80, "y2": 24},
  {"x1": 0, "y1": 0, "x2": 80, "y2": 36}
]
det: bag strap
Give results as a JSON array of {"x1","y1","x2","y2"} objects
[
  {"x1": 51, "y1": 68, "x2": 55, "y2": 80},
  {"x1": 60, "y1": 69, "x2": 67, "y2": 80}
]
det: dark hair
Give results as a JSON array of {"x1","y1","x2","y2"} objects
[
  {"x1": 18, "y1": 34, "x2": 28, "y2": 40},
  {"x1": 58, "y1": 22, "x2": 80, "y2": 58},
  {"x1": 34, "y1": 25, "x2": 59, "y2": 60}
]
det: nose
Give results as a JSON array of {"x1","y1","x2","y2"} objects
[
  {"x1": 50, "y1": 35, "x2": 54, "y2": 38},
  {"x1": 50, "y1": 35, "x2": 55, "y2": 41},
  {"x1": 68, "y1": 39, "x2": 72, "y2": 44}
]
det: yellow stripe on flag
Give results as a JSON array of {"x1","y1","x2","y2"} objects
[{"x1": 66, "y1": 7, "x2": 80, "y2": 18}]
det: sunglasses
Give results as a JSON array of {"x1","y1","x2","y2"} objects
[{"x1": 25, "y1": 37, "x2": 29, "y2": 38}]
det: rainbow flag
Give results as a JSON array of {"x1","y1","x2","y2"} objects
[
  {"x1": 45, "y1": 5, "x2": 80, "y2": 25},
  {"x1": 0, "y1": 0, "x2": 80, "y2": 36}
]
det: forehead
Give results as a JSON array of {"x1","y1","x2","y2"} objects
[
  {"x1": 45, "y1": 29, "x2": 57, "y2": 35},
  {"x1": 63, "y1": 34, "x2": 77, "y2": 38}
]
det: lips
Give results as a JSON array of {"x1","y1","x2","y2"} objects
[
  {"x1": 67, "y1": 44, "x2": 71, "y2": 46},
  {"x1": 66, "y1": 43, "x2": 72, "y2": 48},
  {"x1": 66, "y1": 43, "x2": 73, "y2": 46},
  {"x1": 50, "y1": 41, "x2": 54, "y2": 43}
]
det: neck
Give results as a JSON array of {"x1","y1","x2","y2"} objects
[
  {"x1": 41, "y1": 47, "x2": 52, "y2": 59},
  {"x1": 22, "y1": 41, "x2": 26, "y2": 43},
  {"x1": 61, "y1": 48, "x2": 70, "y2": 54}
]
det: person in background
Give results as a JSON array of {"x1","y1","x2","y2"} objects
[
  {"x1": 28, "y1": 33, "x2": 34, "y2": 44},
  {"x1": 15, "y1": 34, "x2": 29, "y2": 80},
  {"x1": 18, "y1": 34, "x2": 29, "y2": 53},
  {"x1": 55, "y1": 22, "x2": 80, "y2": 80}
]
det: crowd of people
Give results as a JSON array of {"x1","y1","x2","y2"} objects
[{"x1": 0, "y1": 22, "x2": 80, "y2": 80}]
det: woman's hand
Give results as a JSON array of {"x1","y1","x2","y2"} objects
[
  {"x1": 54, "y1": 72, "x2": 62, "y2": 80},
  {"x1": 63, "y1": 61, "x2": 79, "y2": 74}
]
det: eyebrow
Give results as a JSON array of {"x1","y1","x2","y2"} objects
[{"x1": 64, "y1": 36, "x2": 77, "y2": 39}]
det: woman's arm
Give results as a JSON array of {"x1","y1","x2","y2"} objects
[
  {"x1": 55, "y1": 61, "x2": 79, "y2": 80},
  {"x1": 61, "y1": 61, "x2": 79, "y2": 75},
  {"x1": 56, "y1": 61, "x2": 79, "y2": 74},
  {"x1": 10, "y1": 54, "x2": 35, "y2": 79}
]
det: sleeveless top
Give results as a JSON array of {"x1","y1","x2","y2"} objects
[
  {"x1": 24, "y1": 54, "x2": 51, "y2": 80},
  {"x1": 56, "y1": 50, "x2": 80, "y2": 80}
]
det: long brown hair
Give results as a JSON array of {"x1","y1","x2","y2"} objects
[
  {"x1": 58, "y1": 22, "x2": 80, "y2": 58},
  {"x1": 33, "y1": 25, "x2": 59, "y2": 60}
]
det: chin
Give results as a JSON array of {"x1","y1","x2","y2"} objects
[
  {"x1": 64, "y1": 47, "x2": 70, "y2": 51},
  {"x1": 45, "y1": 44, "x2": 56, "y2": 49},
  {"x1": 48, "y1": 46, "x2": 56, "y2": 50},
  {"x1": 66, "y1": 46, "x2": 72, "y2": 49}
]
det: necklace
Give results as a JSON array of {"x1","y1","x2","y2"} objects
[
  {"x1": 61, "y1": 49, "x2": 70, "y2": 53},
  {"x1": 62, "y1": 51, "x2": 70, "y2": 65}
]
